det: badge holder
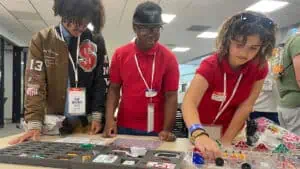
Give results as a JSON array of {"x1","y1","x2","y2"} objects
[
  {"x1": 68, "y1": 88, "x2": 86, "y2": 116},
  {"x1": 147, "y1": 103, "x2": 154, "y2": 133},
  {"x1": 206, "y1": 73, "x2": 243, "y2": 140},
  {"x1": 145, "y1": 89, "x2": 158, "y2": 98},
  {"x1": 62, "y1": 30, "x2": 85, "y2": 117},
  {"x1": 146, "y1": 89, "x2": 157, "y2": 133}
]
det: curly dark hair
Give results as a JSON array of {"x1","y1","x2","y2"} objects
[
  {"x1": 53, "y1": 0, "x2": 105, "y2": 33},
  {"x1": 216, "y1": 11, "x2": 277, "y2": 66}
]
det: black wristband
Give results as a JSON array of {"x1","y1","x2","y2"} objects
[
  {"x1": 190, "y1": 130, "x2": 209, "y2": 145},
  {"x1": 194, "y1": 132, "x2": 209, "y2": 139},
  {"x1": 191, "y1": 128, "x2": 206, "y2": 136}
]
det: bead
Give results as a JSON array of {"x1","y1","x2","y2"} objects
[
  {"x1": 215, "y1": 157, "x2": 224, "y2": 166},
  {"x1": 241, "y1": 163, "x2": 251, "y2": 169}
]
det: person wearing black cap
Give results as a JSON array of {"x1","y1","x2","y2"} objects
[{"x1": 103, "y1": 1, "x2": 179, "y2": 141}]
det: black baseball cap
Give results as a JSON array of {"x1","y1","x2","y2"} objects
[{"x1": 133, "y1": 1, "x2": 164, "y2": 26}]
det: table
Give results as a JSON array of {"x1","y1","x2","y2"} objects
[{"x1": 0, "y1": 133, "x2": 192, "y2": 169}]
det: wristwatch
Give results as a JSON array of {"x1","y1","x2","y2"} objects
[{"x1": 190, "y1": 129, "x2": 209, "y2": 145}]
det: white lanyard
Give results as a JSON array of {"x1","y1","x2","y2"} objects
[
  {"x1": 59, "y1": 24, "x2": 80, "y2": 87},
  {"x1": 213, "y1": 73, "x2": 243, "y2": 124},
  {"x1": 134, "y1": 53, "x2": 156, "y2": 90}
]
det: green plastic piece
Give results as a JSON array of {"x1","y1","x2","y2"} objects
[
  {"x1": 80, "y1": 143, "x2": 95, "y2": 150},
  {"x1": 273, "y1": 144, "x2": 289, "y2": 153},
  {"x1": 32, "y1": 154, "x2": 45, "y2": 159}
]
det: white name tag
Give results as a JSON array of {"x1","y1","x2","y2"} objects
[
  {"x1": 262, "y1": 79, "x2": 272, "y2": 91},
  {"x1": 145, "y1": 89, "x2": 158, "y2": 98},
  {"x1": 147, "y1": 103, "x2": 155, "y2": 132},
  {"x1": 68, "y1": 88, "x2": 86, "y2": 116},
  {"x1": 203, "y1": 125, "x2": 222, "y2": 140},
  {"x1": 211, "y1": 92, "x2": 226, "y2": 102}
]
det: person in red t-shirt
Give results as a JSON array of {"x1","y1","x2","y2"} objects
[
  {"x1": 103, "y1": 2, "x2": 179, "y2": 142},
  {"x1": 182, "y1": 11, "x2": 277, "y2": 159}
]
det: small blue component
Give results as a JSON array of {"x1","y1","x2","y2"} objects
[{"x1": 192, "y1": 148, "x2": 204, "y2": 165}]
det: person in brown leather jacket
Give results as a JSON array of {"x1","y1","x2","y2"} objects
[{"x1": 10, "y1": 0, "x2": 109, "y2": 144}]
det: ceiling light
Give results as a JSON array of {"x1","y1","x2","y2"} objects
[
  {"x1": 197, "y1": 32, "x2": 218, "y2": 38},
  {"x1": 246, "y1": 0, "x2": 289, "y2": 13},
  {"x1": 162, "y1": 14, "x2": 176, "y2": 24},
  {"x1": 172, "y1": 47, "x2": 190, "y2": 52},
  {"x1": 87, "y1": 23, "x2": 94, "y2": 31}
]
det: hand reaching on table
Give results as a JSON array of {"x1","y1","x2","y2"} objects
[
  {"x1": 8, "y1": 129, "x2": 41, "y2": 145},
  {"x1": 103, "y1": 119, "x2": 117, "y2": 138},
  {"x1": 89, "y1": 120, "x2": 102, "y2": 135},
  {"x1": 194, "y1": 135, "x2": 221, "y2": 160},
  {"x1": 158, "y1": 130, "x2": 176, "y2": 142}
]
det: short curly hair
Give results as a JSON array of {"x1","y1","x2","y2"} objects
[
  {"x1": 216, "y1": 11, "x2": 277, "y2": 66},
  {"x1": 53, "y1": 0, "x2": 105, "y2": 33}
]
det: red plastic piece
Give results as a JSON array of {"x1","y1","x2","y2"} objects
[
  {"x1": 254, "y1": 143, "x2": 269, "y2": 152},
  {"x1": 234, "y1": 141, "x2": 249, "y2": 150}
]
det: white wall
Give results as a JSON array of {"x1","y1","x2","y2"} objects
[{"x1": 4, "y1": 49, "x2": 12, "y2": 120}]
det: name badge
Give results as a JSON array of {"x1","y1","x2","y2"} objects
[
  {"x1": 203, "y1": 125, "x2": 222, "y2": 140},
  {"x1": 147, "y1": 103, "x2": 155, "y2": 132},
  {"x1": 68, "y1": 88, "x2": 86, "y2": 116},
  {"x1": 262, "y1": 79, "x2": 272, "y2": 91},
  {"x1": 211, "y1": 91, "x2": 226, "y2": 102},
  {"x1": 145, "y1": 89, "x2": 158, "y2": 98}
]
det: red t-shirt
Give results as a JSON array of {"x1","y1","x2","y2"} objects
[
  {"x1": 196, "y1": 53, "x2": 268, "y2": 134},
  {"x1": 110, "y1": 42, "x2": 179, "y2": 133}
]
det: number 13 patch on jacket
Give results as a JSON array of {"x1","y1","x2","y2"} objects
[{"x1": 79, "y1": 40, "x2": 97, "y2": 72}]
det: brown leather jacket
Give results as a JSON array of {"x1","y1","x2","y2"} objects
[{"x1": 24, "y1": 26, "x2": 109, "y2": 130}]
